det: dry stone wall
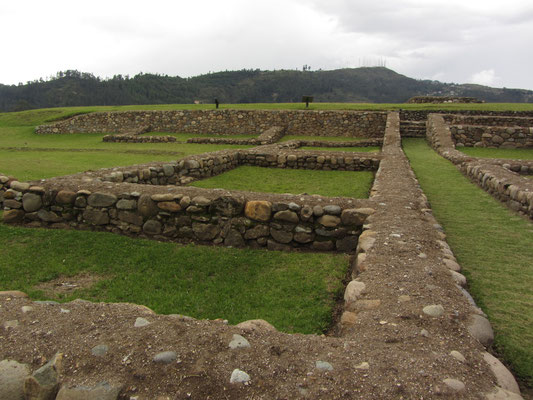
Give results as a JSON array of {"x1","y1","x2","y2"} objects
[
  {"x1": 35, "y1": 110, "x2": 387, "y2": 138},
  {"x1": 462, "y1": 163, "x2": 533, "y2": 217},
  {"x1": 0, "y1": 177, "x2": 374, "y2": 253},
  {"x1": 102, "y1": 135, "x2": 177, "y2": 143},
  {"x1": 240, "y1": 149, "x2": 380, "y2": 170},
  {"x1": 400, "y1": 109, "x2": 533, "y2": 122},
  {"x1": 426, "y1": 113, "x2": 533, "y2": 219},
  {"x1": 187, "y1": 126, "x2": 286, "y2": 145},
  {"x1": 2, "y1": 133, "x2": 381, "y2": 253},
  {"x1": 444, "y1": 115, "x2": 533, "y2": 127},
  {"x1": 0, "y1": 174, "x2": 19, "y2": 209},
  {"x1": 296, "y1": 138, "x2": 382, "y2": 148},
  {"x1": 450, "y1": 125, "x2": 533, "y2": 148},
  {"x1": 399, "y1": 111, "x2": 533, "y2": 139},
  {"x1": 88, "y1": 147, "x2": 380, "y2": 187}
]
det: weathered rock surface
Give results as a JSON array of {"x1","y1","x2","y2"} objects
[{"x1": 0, "y1": 360, "x2": 31, "y2": 400}]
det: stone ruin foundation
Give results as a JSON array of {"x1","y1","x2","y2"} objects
[
  {"x1": 0, "y1": 110, "x2": 527, "y2": 399},
  {"x1": 426, "y1": 113, "x2": 533, "y2": 219}
]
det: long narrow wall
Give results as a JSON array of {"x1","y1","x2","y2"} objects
[
  {"x1": 35, "y1": 110, "x2": 387, "y2": 138},
  {"x1": 336, "y1": 112, "x2": 521, "y2": 398},
  {"x1": 426, "y1": 114, "x2": 533, "y2": 219}
]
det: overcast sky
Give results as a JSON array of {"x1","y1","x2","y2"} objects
[{"x1": 1, "y1": 0, "x2": 532, "y2": 90}]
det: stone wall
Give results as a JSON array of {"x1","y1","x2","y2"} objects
[
  {"x1": 400, "y1": 109, "x2": 533, "y2": 122},
  {"x1": 187, "y1": 126, "x2": 286, "y2": 145},
  {"x1": 35, "y1": 110, "x2": 387, "y2": 138},
  {"x1": 426, "y1": 113, "x2": 533, "y2": 219},
  {"x1": 240, "y1": 149, "x2": 380, "y2": 170},
  {"x1": 462, "y1": 163, "x2": 533, "y2": 218},
  {"x1": 444, "y1": 115, "x2": 533, "y2": 127},
  {"x1": 98, "y1": 150, "x2": 241, "y2": 185},
  {"x1": 0, "y1": 174, "x2": 19, "y2": 209},
  {"x1": 88, "y1": 147, "x2": 379, "y2": 187},
  {"x1": 1, "y1": 177, "x2": 375, "y2": 253},
  {"x1": 432, "y1": 113, "x2": 533, "y2": 149},
  {"x1": 1, "y1": 141, "x2": 380, "y2": 252},
  {"x1": 296, "y1": 138, "x2": 382, "y2": 148},
  {"x1": 102, "y1": 135, "x2": 178, "y2": 143},
  {"x1": 450, "y1": 125, "x2": 533, "y2": 148},
  {"x1": 425, "y1": 114, "x2": 471, "y2": 164}
]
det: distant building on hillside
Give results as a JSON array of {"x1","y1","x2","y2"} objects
[{"x1": 406, "y1": 96, "x2": 484, "y2": 104}]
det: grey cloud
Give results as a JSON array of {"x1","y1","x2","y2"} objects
[{"x1": 304, "y1": 0, "x2": 533, "y2": 44}]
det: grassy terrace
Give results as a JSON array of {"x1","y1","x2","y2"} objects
[
  {"x1": 190, "y1": 166, "x2": 374, "y2": 198},
  {"x1": 0, "y1": 114, "x2": 256, "y2": 180},
  {"x1": 403, "y1": 138, "x2": 533, "y2": 387},
  {"x1": 459, "y1": 146, "x2": 533, "y2": 160},
  {"x1": 0, "y1": 150, "x2": 177, "y2": 182},
  {"x1": 0, "y1": 221, "x2": 347, "y2": 334}
]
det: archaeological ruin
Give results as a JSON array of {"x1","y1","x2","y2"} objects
[{"x1": 1, "y1": 108, "x2": 531, "y2": 399}]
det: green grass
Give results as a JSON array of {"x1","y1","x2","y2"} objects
[
  {"x1": 280, "y1": 135, "x2": 367, "y2": 142},
  {"x1": 0, "y1": 127, "x2": 254, "y2": 152},
  {"x1": 459, "y1": 147, "x2": 533, "y2": 160},
  {"x1": 403, "y1": 138, "x2": 533, "y2": 387},
  {"x1": 0, "y1": 150, "x2": 179, "y2": 181},
  {"x1": 0, "y1": 125, "x2": 253, "y2": 180},
  {"x1": 190, "y1": 166, "x2": 373, "y2": 198},
  {"x1": 0, "y1": 222, "x2": 347, "y2": 334},
  {"x1": 299, "y1": 146, "x2": 380, "y2": 152}
]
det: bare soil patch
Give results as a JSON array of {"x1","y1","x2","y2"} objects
[{"x1": 33, "y1": 273, "x2": 108, "y2": 299}]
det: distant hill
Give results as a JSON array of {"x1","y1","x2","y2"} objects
[{"x1": 1, "y1": 67, "x2": 532, "y2": 112}]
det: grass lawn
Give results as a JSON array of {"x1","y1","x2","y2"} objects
[
  {"x1": 189, "y1": 166, "x2": 373, "y2": 198},
  {"x1": 459, "y1": 147, "x2": 533, "y2": 160},
  {"x1": 0, "y1": 127, "x2": 253, "y2": 153},
  {"x1": 0, "y1": 220, "x2": 348, "y2": 334},
  {"x1": 403, "y1": 138, "x2": 533, "y2": 387},
  {"x1": 299, "y1": 146, "x2": 380, "y2": 152},
  {"x1": 0, "y1": 150, "x2": 179, "y2": 181},
  {"x1": 0, "y1": 125, "x2": 253, "y2": 180},
  {"x1": 0, "y1": 142, "x2": 254, "y2": 181}
]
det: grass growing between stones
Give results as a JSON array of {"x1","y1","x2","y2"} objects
[
  {"x1": 403, "y1": 138, "x2": 533, "y2": 387},
  {"x1": 189, "y1": 166, "x2": 374, "y2": 198},
  {"x1": 298, "y1": 146, "x2": 380, "y2": 152},
  {"x1": 458, "y1": 147, "x2": 533, "y2": 160},
  {"x1": 0, "y1": 220, "x2": 348, "y2": 334}
]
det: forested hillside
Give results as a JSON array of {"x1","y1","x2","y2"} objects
[{"x1": 1, "y1": 67, "x2": 532, "y2": 112}]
